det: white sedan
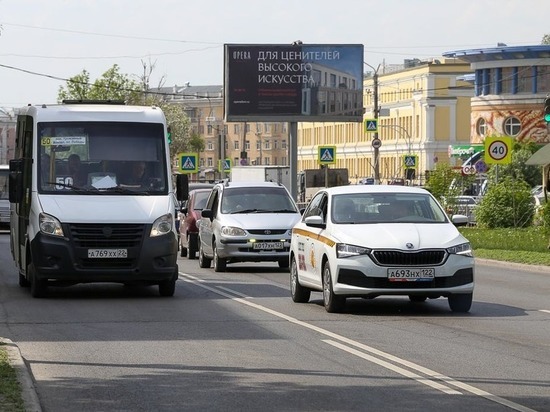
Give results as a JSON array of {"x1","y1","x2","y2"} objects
[{"x1": 289, "y1": 185, "x2": 475, "y2": 313}]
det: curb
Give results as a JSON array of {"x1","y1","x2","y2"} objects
[
  {"x1": 0, "y1": 338, "x2": 42, "y2": 412},
  {"x1": 475, "y1": 258, "x2": 550, "y2": 273}
]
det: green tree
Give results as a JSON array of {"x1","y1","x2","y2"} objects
[
  {"x1": 542, "y1": 34, "x2": 550, "y2": 45},
  {"x1": 425, "y1": 162, "x2": 463, "y2": 205},
  {"x1": 58, "y1": 65, "x2": 194, "y2": 160},
  {"x1": 475, "y1": 177, "x2": 534, "y2": 228},
  {"x1": 485, "y1": 141, "x2": 541, "y2": 188},
  {"x1": 58, "y1": 64, "x2": 141, "y2": 103}
]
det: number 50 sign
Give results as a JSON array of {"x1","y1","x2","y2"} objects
[{"x1": 484, "y1": 136, "x2": 512, "y2": 165}]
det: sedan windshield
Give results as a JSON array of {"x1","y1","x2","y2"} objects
[
  {"x1": 221, "y1": 186, "x2": 298, "y2": 214},
  {"x1": 331, "y1": 193, "x2": 448, "y2": 224}
]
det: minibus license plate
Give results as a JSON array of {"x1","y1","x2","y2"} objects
[
  {"x1": 388, "y1": 268, "x2": 434, "y2": 281},
  {"x1": 88, "y1": 249, "x2": 128, "y2": 258}
]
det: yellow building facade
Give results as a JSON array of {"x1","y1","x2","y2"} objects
[{"x1": 298, "y1": 59, "x2": 473, "y2": 184}]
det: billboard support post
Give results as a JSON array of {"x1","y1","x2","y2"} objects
[{"x1": 289, "y1": 121, "x2": 298, "y2": 201}]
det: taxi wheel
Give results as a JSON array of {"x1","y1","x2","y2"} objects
[
  {"x1": 290, "y1": 255, "x2": 310, "y2": 303},
  {"x1": 448, "y1": 293, "x2": 473, "y2": 313},
  {"x1": 213, "y1": 243, "x2": 227, "y2": 272},
  {"x1": 323, "y1": 262, "x2": 345, "y2": 313},
  {"x1": 198, "y1": 239, "x2": 211, "y2": 269}
]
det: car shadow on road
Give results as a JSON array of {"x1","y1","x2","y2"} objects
[{"x1": 308, "y1": 295, "x2": 529, "y2": 317}]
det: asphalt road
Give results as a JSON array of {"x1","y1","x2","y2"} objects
[{"x1": 0, "y1": 232, "x2": 549, "y2": 412}]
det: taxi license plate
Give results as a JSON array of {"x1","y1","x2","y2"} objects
[
  {"x1": 388, "y1": 268, "x2": 435, "y2": 281},
  {"x1": 88, "y1": 249, "x2": 128, "y2": 258},
  {"x1": 253, "y1": 242, "x2": 284, "y2": 250}
]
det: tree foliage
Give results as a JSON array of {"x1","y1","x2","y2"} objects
[
  {"x1": 425, "y1": 162, "x2": 463, "y2": 204},
  {"x1": 542, "y1": 33, "x2": 550, "y2": 45},
  {"x1": 57, "y1": 65, "x2": 197, "y2": 160},
  {"x1": 58, "y1": 64, "x2": 142, "y2": 103},
  {"x1": 485, "y1": 141, "x2": 541, "y2": 188},
  {"x1": 476, "y1": 177, "x2": 534, "y2": 228}
]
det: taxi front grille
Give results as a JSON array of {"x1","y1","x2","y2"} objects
[
  {"x1": 68, "y1": 223, "x2": 144, "y2": 248},
  {"x1": 372, "y1": 250, "x2": 446, "y2": 266}
]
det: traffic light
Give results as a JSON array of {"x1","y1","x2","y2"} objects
[
  {"x1": 167, "y1": 126, "x2": 172, "y2": 144},
  {"x1": 544, "y1": 97, "x2": 550, "y2": 123}
]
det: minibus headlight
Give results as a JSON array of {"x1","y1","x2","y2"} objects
[
  {"x1": 39, "y1": 213, "x2": 64, "y2": 237},
  {"x1": 150, "y1": 214, "x2": 173, "y2": 237}
]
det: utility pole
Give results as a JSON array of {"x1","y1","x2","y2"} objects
[
  {"x1": 373, "y1": 70, "x2": 380, "y2": 184},
  {"x1": 365, "y1": 62, "x2": 381, "y2": 184}
]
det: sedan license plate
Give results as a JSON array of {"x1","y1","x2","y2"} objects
[
  {"x1": 388, "y1": 268, "x2": 435, "y2": 281},
  {"x1": 88, "y1": 249, "x2": 128, "y2": 258},
  {"x1": 253, "y1": 242, "x2": 284, "y2": 250}
]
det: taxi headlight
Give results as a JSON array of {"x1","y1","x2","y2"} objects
[
  {"x1": 446, "y1": 242, "x2": 473, "y2": 257},
  {"x1": 221, "y1": 226, "x2": 247, "y2": 236},
  {"x1": 39, "y1": 213, "x2": 64, "y2": 237},
  {"x1": 336, "y1": 243, "x2": 371, "y2": 258},
  {"x1": 150, "y1": 213, "x2": 173, "y2": 237}
]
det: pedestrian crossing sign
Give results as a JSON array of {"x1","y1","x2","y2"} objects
[
  {"x1": 403, "y1": 154, "x2": 417, "y2": 168},
  {"x1": 178, "y1": 153, "x2": 199, "y2": 174},
  {"x1": 364, "y1": 119, "x2": 378, "y2": 133},
  {"x1": 218, "y1": 158, "x2": 231, "y2": 172},
  {"x1": 318, "y1": 146, "x2": 336, "y2": 165}
]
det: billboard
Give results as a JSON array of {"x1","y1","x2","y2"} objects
[{"x1": 224, "y1": 44, "x2": 364, "y2": 122}]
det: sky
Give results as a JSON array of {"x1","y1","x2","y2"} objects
[{"x1": 1, "y1": 0, "x2": 549, "y2": 108}]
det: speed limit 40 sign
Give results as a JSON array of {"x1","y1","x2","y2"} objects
[{"x1": 484, "y1": 136, "x2": 512, "y2": 164}]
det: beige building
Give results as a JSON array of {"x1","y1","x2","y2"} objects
[
  {"x1": 298, "y1": 59, "x2": 474, "y2": 184},
  {"x1": 159, "y1": 84, "x2": 289, "y2": 179}
]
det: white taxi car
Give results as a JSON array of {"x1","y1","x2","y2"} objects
[{"x1": 289, "y1": 185, "x2": 474, "y2": 313}]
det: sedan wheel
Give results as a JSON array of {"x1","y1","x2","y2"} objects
[
  {"x1": 322, "y1": 262, "x2": 345, "y2": 313},
  {"x1": 187, "y1": 234, "x2": 197, "y2": 259},
  {"x1": 213, "y1": 243, "x2": 227, "y2": 272},
  {"x1": 198, "y1": 239, "x2": 211, "y2": 268},
  {"x1": 290, "y1": 255, "x2": 310, "y2": 303}
]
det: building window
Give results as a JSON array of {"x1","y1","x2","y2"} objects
[
  {"x1": 207, "y1": 141, "x2": 214, "y2": 151},
  {"x1": 476, "y1": 118, "x2": 487, "y2": 137},
  {"x1": 207, "y1": 157, "x2": 213, "y2": 167},
  {"x1": 245, "y1": 140, "x2": 250, "y2": 150},
  {"x1": 233, "y1": 140, "x2": 239, "y2": 150},
  {"x1": 537, "y1": 66, "x2": 550, "y2": 93},
  {"x1": 503, "y1": 116, "x2": 521, "y2": 136},
  {"x1": 501, "y1": 67, "x2": 514, "y2": 93},
  {"x1": 207, "y1": 125, "x2": 214, "y2": 135},
  {"x1": 233, "y1": 124, "x2": 240, "y2": 134},
  {"x1": 282, "y1": 140, "x2": 287, "y2": 149}
]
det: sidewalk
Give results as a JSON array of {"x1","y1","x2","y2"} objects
[{"x1": 0, "y1": 338, "x2": 42, "y2": 412}]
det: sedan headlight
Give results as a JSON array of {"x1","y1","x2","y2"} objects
[
  {"x1": 336, "y1": 243, "x2": 371, "y2": 258},
  {"x1": 150, "y1": 213, "x2": 173, "y2": 237},
  {"x1": 39, "y1": 213, "x2": 64, "y2": 237},
  {"x1": 221, "y1": 226, "x2": 247, "y2": 236},
  {"x1": 446, "y1": 242, "x2": 473, "y2": 257}
]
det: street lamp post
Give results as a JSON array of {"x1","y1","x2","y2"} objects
[{"x1": 365, "y1": 62, "x2": 381, "y2": 184}]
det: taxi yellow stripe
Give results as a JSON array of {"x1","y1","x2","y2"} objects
[{"x1": 292, "y1": 227, "x2": 336, "y2": 247}]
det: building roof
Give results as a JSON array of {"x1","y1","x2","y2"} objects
[
  {"x1": 152, "y1": 84, "x2": 223, "y2": 100},
  {"x1": 443, "y1": 45, "x2": 550, "y2": 63}
]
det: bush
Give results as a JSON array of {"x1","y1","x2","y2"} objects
[{"x1": 475, "y1": 177, "x2": 534, "y2": 228}]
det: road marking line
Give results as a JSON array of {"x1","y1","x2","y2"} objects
[
  {"x1": 539, "y1": 310, "x2": 550, "y2": 314},
  {"x1": 323, "y1": 339, "x2": 461, "y2": 395},
  {"x1": 179, "y1": 272, "x2": 537, "y2": 412}
]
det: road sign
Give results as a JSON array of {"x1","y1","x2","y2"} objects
[
  {"x1": 484, "y1": 136, "x2": 512, "y2": 164},
  {"x1": 364, "y1": 119, "x2": 378, "y2": 133},
  {"x1": 318, "y1": 146, "x2": 336, "y2": 165},
  {"x1": 178, "y1": 152, "x2": 199, "y2": 174},
  {"x1": 403, "y1": 154, "x2": 417, "y2": 168},
  {"x1": 218, "y1": 158, "x2": 231, "y2": 172},
  {"x1": 462, "y1": 165, "x2": 476, "y2": 175},
  {"x1": 372, "y1": 138, "x2": 382, "y2": 149}
]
